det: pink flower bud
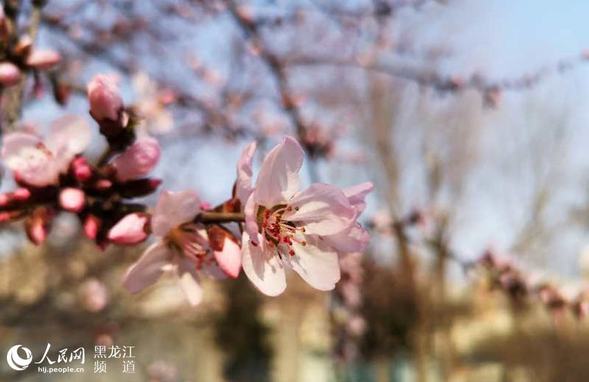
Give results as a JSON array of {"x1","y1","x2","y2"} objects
[
  {"x1": 26, "y1": 49, "x2": 61, "y2": 70},
  {"x1": 12, "y1": 188, "x2": 31, "y2": 201},
  {"x1": 112, "y1": 137, "x2": 161, "y2": 181},
  {"x1": 84, "y1": 214, "x2": 101, "y2": 240},
  {"x1": 59, "y1": 188, "x2": 85, "y2": 212},
  {"x1": 0, "y1": 210, "x2": 25, "y2": 223},
  {"x1": 0, "y1": 62, "x2": 21, "y2": 87},
  {"x1": 95, "y1": 179, "x2": 113, "y2": 191},
  {"x1": 71, "y1": 156, "x2": 93, "y2": 182},
  {"x1": 25, "y1": 207, "x2": 53, "y2": 245},
  {"x1": 107, "y1": 213, "x2": 149, "y2": 245},
  {"x1": 87, "y1": 74, "x2": 123, "y2": 122}
]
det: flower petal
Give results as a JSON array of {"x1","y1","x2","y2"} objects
[
  {"x1": 2, "y1": 132, "x2": 42, "y2": 169},
  {"x1": 241, "y1": 232, "x2": 286, "y2": 296},
  {"x1": 288, "y1": 238, "x2": 340, "y2": 291},
  {"x1": 122, "y1": 242, "x2": 170, "y2": 294},
  {"x1": 322, "y1": 224, "x2": 370, "y2": 253},
  {"x1": 152, "y1": 190, "x2": 201, "y2": 236},
  {"x1": 235, "y1": 141, "x2": 256, "y2": 206},
  {"x1": 177, "y1": 259, "x2": 203, "y2": 306},
  {"x1": 112, "y1": 136, "x2": 161, "y2": 181},
  {"x1": 244, "y1": 194, "x2": 259, "y2": 244},
  {"x1": 1, "y1": 132, "x2": 59, "y2": 187},
  {"x1": 47, "y1": 115, "x2": 91, "y2": 160},
  {"x1": 343, "y1": 182, "x2": 373, "y2": 213},
  {"x1": 254, "y1": 136, "x2": 303, "y2": 207},
  {"x1": 286, "y1": 183, "x2": 355, "y2": 235},
  {"x1": 214, "y1": 236, "x2": 242, "y2": 278}
]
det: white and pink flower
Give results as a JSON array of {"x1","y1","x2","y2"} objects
[
  {"x1": 236, "y1": 136, "x2": 372, "y2": 296},
  {"x1": 122, "y1": 190, "x2": 241, "y2": 306},
  {"x1": 1, "y1": 116, "x2": 90, "y2": 187}
]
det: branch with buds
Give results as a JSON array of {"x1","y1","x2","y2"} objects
[{"x1": 0, "y1": 71, "x2": 373, "y2": 306}]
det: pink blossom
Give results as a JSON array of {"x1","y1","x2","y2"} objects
[
  {"x1": 321, "y1": 182, "x2": 373, "y2": 253},
  {"x1": 111, "y1": 137, "x2": 161, "y2": 181},
  {"x1": 122, "y1": 190, "x2": 241, "y2": 306},
  {"x1": 59, "y1": 188, "x2": 85, "y2": 212},
  {"x1": 0, "y1": 62, "x2": 21, "y2": 87},
  {"x1": 1, "y1": 116, "x2": 90, "y2": 187},
  {"x1": 26, "y1": 49, "x2": 61, "y2": 70},
  {"x1": 107, "y1": 213, "x2": 149, "y2": 245},
  {"x1": 240, "y1": 137, "x2": 370, "y2": 296},
  {"x1": 87, "y1": 74, "x2": 123, "y2": 122}
]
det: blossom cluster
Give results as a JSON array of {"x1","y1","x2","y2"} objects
[
  {"x1": 479, "y1": 249, "x2": 589, "y2": 320},
  {"x1": 0, "y1": 74, "x2": 373, "y2": 306},
  {"x1": 0, "y1": 9, "x2": 61, "y2": 88}
]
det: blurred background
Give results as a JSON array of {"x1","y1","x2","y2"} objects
[{"x1": 2, "y1": 0, "x2": 589, "y2": 381}]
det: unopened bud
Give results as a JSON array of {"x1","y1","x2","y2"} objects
[
  {"x1": 84, "y1": 214, "x2": 101, "y2": 240},
  {"x1": 107, "y1": 213, "x2": 149, "y2": 245},
  {"x1": 25, "y1": 207, "x2": 54, "y2": 245},
  {"x1": 71, "y1": 156, "x2": 93, "y2": 182},
  {"x1": 12, "y1": 188, "x2": 31, "y2": 201},
  {"x1": 0, "y1": 62, "x2": 21, "y2": 87},
  {"x1": 0, "y1": 210, "x2": 25, "y2": 223},
  {"x1": 59, "y1": 188, "x2": 85, "y2": 212},
  {"x1": 87, "y1": 74, "x2": 123, "y2": 122},
  {"x1": 94, "y1": 179, "x2": 113, "y2": 192},
  {"x1": 26, "y1": 49, "x2": 61, "y2": 70},
  {"x1": 111, "y1": 137, "x2": 161, "y2": 181}
]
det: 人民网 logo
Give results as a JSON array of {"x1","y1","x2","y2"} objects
[{"x1": 6, "y1": 345, "x2": 33, "y2": 371}]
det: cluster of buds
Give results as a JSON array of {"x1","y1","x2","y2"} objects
[
  {"x1": 0, "y1": 75, "x2": 161, "y2": 248},
  {"x1": 0, "y1": 8, "x2": 61, "y2": 88},
  {"x1": 478, "y1": 248, "x2": 589, "y2": 320}
]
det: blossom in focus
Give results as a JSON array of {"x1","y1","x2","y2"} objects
[
  {"x1": 1, "y1": 116, "x2": 90, "y2": 187},
  {"x1": 87, "y1": 74, "x2": 123, "y2": 122},
  {"x1": 111, "y1": 136, "x2": 161, "y2": 181},
  {"x1": 236, "y1": 136, "x2": 372, "y2": 296},
  {"x1": 122, "y1": 190, "x2": 241, "y2": 305},
  {"x1": 0, "y1": 62, "x2": 21, "y2": 87}
]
